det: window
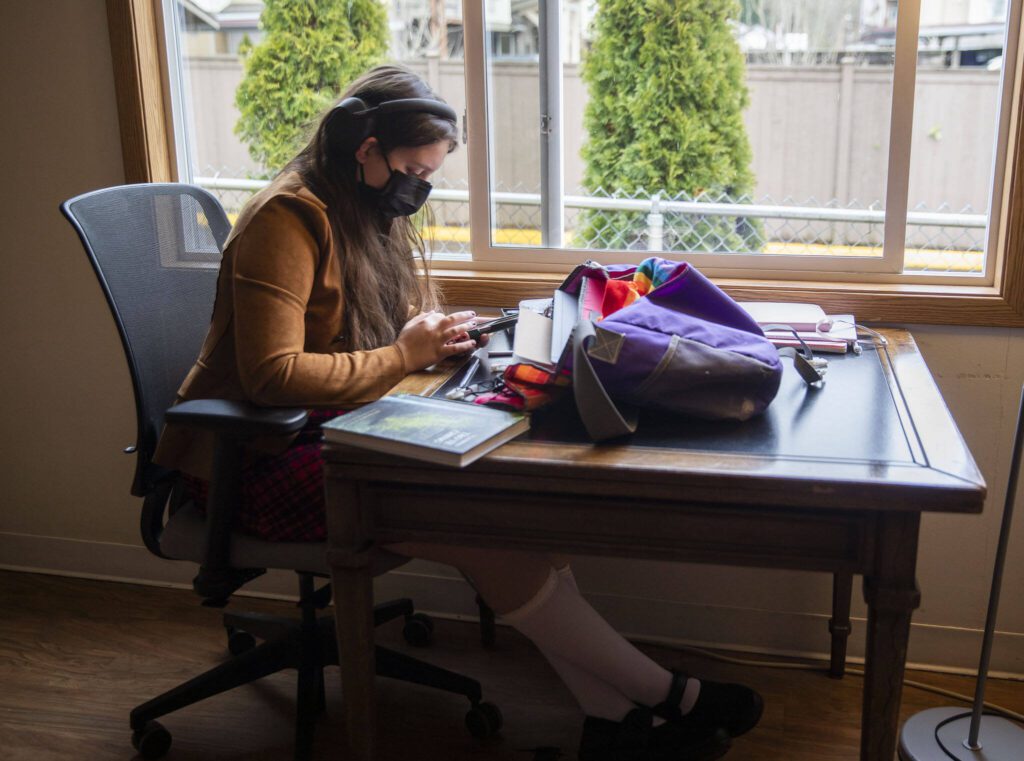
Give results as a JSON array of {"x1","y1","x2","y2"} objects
[
  {"x1": 460, "y1": 0, "x2": 1021, "y2": 287},
  {"x1": 108, "y1": 0, "x2": 1024, "y2": 323},
  {"x1": 157, "y1": 0, "x2": 469, "y2": 235}
]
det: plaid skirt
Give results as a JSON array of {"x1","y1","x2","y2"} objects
[{"x1": 180, "y1": 409, "x2": 346, "y2": 542}]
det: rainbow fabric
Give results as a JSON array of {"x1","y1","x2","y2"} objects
[
  {"x1": 633, "y1": 256, "x2": 683, "y2": 294},
  {"x1": 474, "y1": 363, "x2": 571, "y2": 411},
  {"x1": 598, "y1": 257, "x2": 682, "y2": 318}
]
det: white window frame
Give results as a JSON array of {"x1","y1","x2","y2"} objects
[
  {"x1": 159, "y1": 0, "x2": 194, "y2": 184},
  {"x1": 450, "y1": 0, "x2": 1024, "y2": 288}
]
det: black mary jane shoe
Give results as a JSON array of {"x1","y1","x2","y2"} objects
[
  {"x1": 577, "y1": 706, "x2": 731, "y2": 761},
  {"x1": 651, "y1": 670, "x2": 764, "y2": 739}
]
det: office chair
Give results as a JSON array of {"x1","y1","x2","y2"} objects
[{"x1": 60, "y1": 183, "x2": 503, "y2": 760}]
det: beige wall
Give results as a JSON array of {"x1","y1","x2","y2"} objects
[
  {"x1": 0, "y1": 1, "x2": 137, "y2": 545},
  {"x1": 1, "y1": 1, "x2": 1022, "y2": 676}
]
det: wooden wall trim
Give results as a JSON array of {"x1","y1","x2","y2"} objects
[
  {"x1": 433, "y1": 270, "x2": 1024, "y2": 326},
  {"x1": 106, "y1": 0, "x2": 173, "y2": 184},
  {"x1": 998, "y1": 57, "x2": 1024, "y2": 327}
]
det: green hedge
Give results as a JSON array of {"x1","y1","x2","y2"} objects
[
  {"x1": 234, "y1": 0, "x2": 388, "y2": 174},
  {"x1": 578, "y1": 0, "x2": 759, "y2": 252}
]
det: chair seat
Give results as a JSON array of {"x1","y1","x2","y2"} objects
[{"x1": 159, "y1": 501, "x2": 410, "y2": 577}]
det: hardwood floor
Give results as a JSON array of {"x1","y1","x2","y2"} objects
[{"x1": 1, "y1": 570, "x2": 1020, "y2": 761}]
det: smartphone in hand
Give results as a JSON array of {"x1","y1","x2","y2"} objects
[{"x1": 466, "y1": 314, "x2": 518, "y2": 341}]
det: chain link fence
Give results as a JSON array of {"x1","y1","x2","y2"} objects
[{"x1": 195, "y1": 168, "x2": 986, "y2": 273}]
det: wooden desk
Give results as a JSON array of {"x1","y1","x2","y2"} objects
[{"x1": 324, "y1": 330, "x2": 985, "y2": 760}]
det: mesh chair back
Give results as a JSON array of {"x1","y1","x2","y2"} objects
[{"x1": 61, "y1": 184, "x2": 231, "y2": 497}]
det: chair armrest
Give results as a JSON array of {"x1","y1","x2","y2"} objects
[{"x1": 166, "y1": 400, "x2": 308, "y2": 439}]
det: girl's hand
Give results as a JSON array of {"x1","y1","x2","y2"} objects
[
  {"x1": 395, "y1": 310, "x2": 478, "y2": 372},
  {"x1": 447, "y1": 330, "x2": 490, "y2": 348}
]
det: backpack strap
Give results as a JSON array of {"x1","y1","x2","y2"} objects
[{"x1": 572, "y1": 320, "x2": 639, "y2": 441}]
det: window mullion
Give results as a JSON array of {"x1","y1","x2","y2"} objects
[
  {"x1": 158, "y1": 0, "x2": 191, "y2": 183},
  {"x1": 462, "y1": 0, "x2": 492, "y2": 260},
  {"x1": 539, "y1": 0, "x2": 564, "y2": 247},
  {"x1": 881, "y1": 0, "x2": 922, "y2": 274}
]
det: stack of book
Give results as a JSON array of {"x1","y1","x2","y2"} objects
[{"x1": 738, "y1": 302, "x2": 857, "y2": 354}]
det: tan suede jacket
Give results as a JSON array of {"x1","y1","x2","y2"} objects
[{"x1": 153, "y1": 172, "x2": 408, "y2": 479}]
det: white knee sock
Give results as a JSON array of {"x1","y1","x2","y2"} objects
[
  {"x1": 540, "y1": 568, "x2": 639, "y2": 720},
  {"x1": 503, "y1": 567, "x2": 700, "y2": 718}
]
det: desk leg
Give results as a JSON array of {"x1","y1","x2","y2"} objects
[
  {"x1": 861, "y1": 513, "x2": 921, "y2": 761},
  {"x1": 829, "y1": 571, "x2": 853, "y2": 678},
  {"x1": 325, "y1": 475, "x2": 376, "y2": 761}
]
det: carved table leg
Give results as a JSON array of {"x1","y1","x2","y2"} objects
[
  {"x1": 861, "y1": 513, "x2": 921, "y2": 761},
  {"x1": 829, "y1": 571, "x2": 854, "y2": 678},
  {"x1": 325, "y1": 475, "x2": 376, "y2": 761}
]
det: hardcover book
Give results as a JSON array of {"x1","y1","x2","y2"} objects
[
  {"x1": 738, "y1": 302, "x2": 857, "y2": 354},
  {"x1": 761, "y1": 315, "x2": 857, "y2": 354},
  {"x1": 321, "y1": 394, "x2": 529, "y2": 467},
  {"x1": 738, "y1": 301, "x2": 830, "y2": 331}
]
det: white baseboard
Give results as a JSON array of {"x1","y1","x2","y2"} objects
[{"x1": 3, "y1": 532, "x2": 1021, "y2": 678}]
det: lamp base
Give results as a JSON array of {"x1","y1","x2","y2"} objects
[{"x1": 899, "y1": 707, "x2": 1024, "y2": 760}]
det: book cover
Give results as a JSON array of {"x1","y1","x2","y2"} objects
[
  {"x1": 763, "y1": 335, "x2": 849, "y2": 354},
  {"x1": 321, "y1": 394, "x2": 528, "y2": 467},
  {"x1": 763, "y1": 314, "x2": 857, "y2": 354},
  {"x1": 513, "y1": 305, "x2": 557, "y2": 371},
  {"x1": 550, "y1": 289, "x2": 578, "y2": 366},
  {"x1": 548, "y1": 278, "x2": 608, "y2": 366},
  {"x1": 738, "y1": 301, "x2": 828, "y2": 331}
]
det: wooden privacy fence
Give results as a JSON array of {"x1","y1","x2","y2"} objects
[{"x1": 187, "y1": 58, "x2": 999, "y2": 253}]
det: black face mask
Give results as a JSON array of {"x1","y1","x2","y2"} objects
[{"x1": 359, "y1": 153, "x2": 432, "y2": 218}]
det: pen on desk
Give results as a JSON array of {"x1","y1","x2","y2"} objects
[{"x1": 487, "y1": 351, "x2": 514, "y2": 358}]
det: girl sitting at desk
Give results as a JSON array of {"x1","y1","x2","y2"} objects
[{"x1": 154, "y1": 65, "x2": 761, "y2": 761}]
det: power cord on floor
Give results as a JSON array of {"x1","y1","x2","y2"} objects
[
  {"x1": 929, "y1": 711, "x2": 1010, "y2": 761},
  {"x1": 674, "y1": 644, "x2": 1024, "y2": 725}
]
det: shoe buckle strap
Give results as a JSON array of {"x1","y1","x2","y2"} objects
[{"x1": 650, "y1": 670, "x2": 688, "y2": 721}]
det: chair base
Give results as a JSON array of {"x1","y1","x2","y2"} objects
[{"x1": 130, "y1": 574, "x2": 489, "y2": 761}]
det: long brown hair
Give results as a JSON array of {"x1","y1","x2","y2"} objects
[{"x1": 283, "y1": 66, "x2": 457, "y2": 351}]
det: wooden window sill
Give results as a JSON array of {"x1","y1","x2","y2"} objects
[{"x1": 432, "y1": 269, "x2": 1024, "y2": 327}]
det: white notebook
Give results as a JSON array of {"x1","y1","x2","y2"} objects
[{"x1": 738, "y1": 301, "x2": 829, "y2": 332}]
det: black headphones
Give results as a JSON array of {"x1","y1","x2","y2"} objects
[{"x1": 328, "y1": 96, "x2": 458, "y2": 150}]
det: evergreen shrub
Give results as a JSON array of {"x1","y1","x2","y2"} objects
[
  {"x1": 578, "y1": 0, "x2": 760, "y2": 252},
  {"x1": 234, "y1": 0, "x2": 388, "y2": 174}
]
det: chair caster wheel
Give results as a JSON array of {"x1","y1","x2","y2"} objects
[
  {"x1": 131, "y1": 720, "x2": 172, "y2": 759},
  {"x1": 402, "y1": 612, "x2": 435, "y2": 647},
  {"x1": 465, "y1": 701, "x2": 503, "y2": 739},
  {"x1": 226, "y1": 625, "x2": 256, "y2": 656}
]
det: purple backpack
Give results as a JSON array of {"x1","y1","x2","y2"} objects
[{"x1": 559, "y1": 259, "x2": 791, "y2": 441}]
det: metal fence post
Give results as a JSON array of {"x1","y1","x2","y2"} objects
[
  {"x1": 647, "y1": 193, "x2": 664, "y2": 251},
  {"x1": 833, "y1": 56, "x2": 856, "y2": 245},
  {"x1": 425, "y1": 49, "x2": 441, "y2": 92}
]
